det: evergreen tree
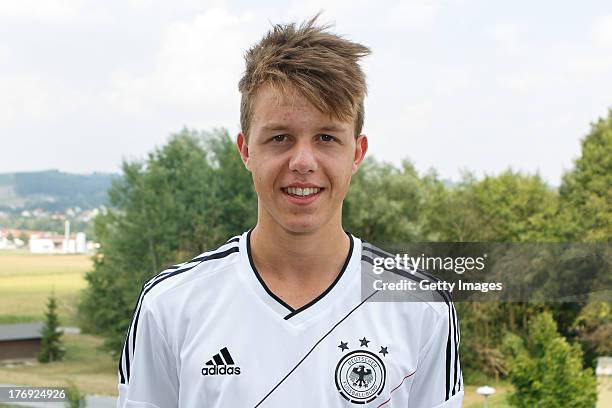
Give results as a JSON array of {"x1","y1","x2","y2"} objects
[{"x1": 38, "y1": 293, "x2": 65, "y2": 363}]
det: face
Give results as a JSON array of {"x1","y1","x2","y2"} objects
[{"x1": 237, "y1": 84, "x2": 368, "y2": 235}]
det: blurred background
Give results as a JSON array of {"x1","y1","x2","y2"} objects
[{"x1": 0, "y1": 1, "x2": 610, "y2": 407}]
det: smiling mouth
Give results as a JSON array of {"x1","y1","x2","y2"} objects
[{"x1": 282, "y1": 187, "x2": 323, "y2": 197}]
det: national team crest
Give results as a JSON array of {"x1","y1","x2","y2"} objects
[{"x1": 335, "y1": 337, "x2": 387, "y2": 404}]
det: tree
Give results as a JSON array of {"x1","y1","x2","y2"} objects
[
  {"x1": 559, "y1": 109, "x2": 612, "y2": 241},
  {"x1": 78, "y1": 128, "x2": 256, "y2": 356},
  {"x1": 573, "y1": 300, "x2": 612, "y2": 367},
  {"x1": 422, "y1": 170, "x2": 563, "y2": 378},
  {"x1": 18, "y1": 232, "x2": 29, "y2": 246},
  {"x1": 38, "y1": 293, "x2": 65, "y2": 363},
  {"x1": 423, "y1": 169, "x2": 559, "y2": 242},
  {"x1": 504, "y1": 312, "x2": 597, "y2": 408},
  {"x1": 344, "y1": 158, "x2": 440, "y2": 244},
  {"x1": 557, "y1": 110, "x2": 612, "y2": 368}
]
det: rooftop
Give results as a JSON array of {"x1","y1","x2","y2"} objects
[{"x1": 0, "y1": 323, "x2": 44, "y2": 342}]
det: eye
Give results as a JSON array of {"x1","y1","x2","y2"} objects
[
  {"x1": 318, "y1": 134, "x2": 336, "y2": 142},
  {"x1": 272, "y1": 134, "x2": 287, "y2": 142}
]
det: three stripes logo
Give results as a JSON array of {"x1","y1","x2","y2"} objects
[{"x1": 201, "y1": 347, "x2": 241, "y2": 376}]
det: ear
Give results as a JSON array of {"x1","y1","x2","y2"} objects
[
  {"x1": 352, "y1": 134, "x2": 368, "y2": 173},
  {"x1": 236, "y1": 132, "x2": 251, "y2": 171}
]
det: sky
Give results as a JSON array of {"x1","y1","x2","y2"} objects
[{"x1": 1, "y1": 0, "x2": 611, "y2": 185}]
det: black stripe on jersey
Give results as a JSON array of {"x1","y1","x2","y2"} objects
[
  {"x1": 445, "y1": 311, "x2": 452, "y2": 399},
  {"x1": 454, "y1": 304, "x2": 462, "y2": 394},
  {"x1": 121, "y1": 284, "x2": 147, "y2": 385},
  {"x1": 254, "y1": 289, "x2": 379, "y2": 408},
  {"x1": 361, "y1": 245, "x2": 461, "y2": 401},
  {"x1": 132, "y1": 247, "x2": 239, "y2": 352},
  {"x1": 225, "y1": 236, "x2": 240, "y2": 244},
  {"x1": 452, "y1": 304, "x2": 460, "y2": 395},
  {"x1": 246, "y1": 230, "x2": 294, "y2": 313},
  {"x1": 118, "y1": 243, "x2": 239, "y2": 384},
  {"x1": 409, "y1": 262, "x2": 461, "y2": 399}
]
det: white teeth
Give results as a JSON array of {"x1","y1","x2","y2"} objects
[{"x1": 285, "y1": 187, "x2": 321, "y2": 196}]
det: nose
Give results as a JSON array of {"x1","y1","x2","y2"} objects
[{"x1": 288, "y1": 141, "x2": 318, "y2": 174}]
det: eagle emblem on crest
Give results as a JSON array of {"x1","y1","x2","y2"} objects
[{"x1": 334, "y1": 337, "x2": 387, "y2": 404}]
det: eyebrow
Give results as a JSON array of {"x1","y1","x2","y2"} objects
[
  {"x1": 261, "y1": 123, "x2": 291, "y2": 132},
  {"x1": 319, "y1": 124, "x2": 348, "y2": 132},
  {"x1": 261, "y1": 123, "x2": 348, "y2": 132}
]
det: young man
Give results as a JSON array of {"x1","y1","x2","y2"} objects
[{"x1": 117, "y1": 17, "x2": 463, "y2": 407}]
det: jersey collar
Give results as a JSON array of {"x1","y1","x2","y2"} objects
[{"x1": 237, "y1": 229, "x2": 360, "y2": 325}]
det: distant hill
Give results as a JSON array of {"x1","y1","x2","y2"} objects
[{"x1": 0, "y1": 170, "x2": 118, "y2": 212}]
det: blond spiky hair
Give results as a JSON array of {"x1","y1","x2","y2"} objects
[{"x1": 238, "y1": 15, "x2": 371, "y2": 138}]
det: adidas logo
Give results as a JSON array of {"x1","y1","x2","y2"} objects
[{"x1": 201, "y1": 347, "x2": 241, "y2": 376}]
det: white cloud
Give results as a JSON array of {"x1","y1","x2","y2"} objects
[
  {"x1": 286, "y1": 0, "x2": 439, "y2": 31},
  {"x1": 1, "y1": 0, "x2": 607, "y2": 184},
  {"x1": 388, "y1": 0, "x2": 440, "y2": 29},
  {"x1": 490, "y1": 22, "x2": 526, "y2": 56},
  {"x1": 400, "y1": 101, "x2": 434, "y2": 134},
  {"x1": 0, "y1": 0, "x2": 80, "y2": 21},
  {"x1": 286, "y1": 0, "x2": 370, "y2": 21},
  {"x1": 0, "y1": 75, "x2": 85, "y2": 124},
  {"x1": 127, "y1": 0, "x2": 228, "y2": 15},
  {"x1": 591, "y1": 15, "x2": 612, "y2": 48},
  {"x1": 104, "y1": 7, "x2": 256, "y2": 118},
  {"x1": 432, "y1": 68, "x2": 474, "y2": 96}
]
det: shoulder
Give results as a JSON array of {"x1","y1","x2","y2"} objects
[
  {"x1": 140, "y1": 234, "x2": 243, "y2": 309},
  {"x1": 359, "y1": 239, "x2": 455, "y2": 319}
]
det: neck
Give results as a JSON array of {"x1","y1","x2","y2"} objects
[{"x1": 250, "y1": 215, "x2": 350, "y2": 283}]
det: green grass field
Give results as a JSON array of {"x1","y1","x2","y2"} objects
[
  {"x1": 0, "y1": 252, "x2": 117, "y2": 396},
  {"x1": 0, "y1": 251, "x2": 91, "y2": 326},
  {"x1": 0, "y1": 251, "x2": 117, "y2": 395}
]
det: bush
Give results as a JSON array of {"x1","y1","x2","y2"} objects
[
  {"x1": 65, "y1": 380, "x2": 87, "y2": 407},
  {"x1": 504, "y1": 311, "x2": 597, "y2": 407}
]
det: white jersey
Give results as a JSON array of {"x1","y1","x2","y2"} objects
[{"x1": 117, "y1": 231, "x2": 463, "y2": 407}]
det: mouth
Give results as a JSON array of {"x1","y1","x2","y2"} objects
[
  {"x1": 281, "y1": 186, "x2": 325, "y2": 204},
  {"x1": 282, "y1": 187, "x2": 323, "y2": 197}
]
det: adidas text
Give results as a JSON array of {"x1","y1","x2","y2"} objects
[{"x1": 202, "y1": 365, "x2": 241, "y2": 376}]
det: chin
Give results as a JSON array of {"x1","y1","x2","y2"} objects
[{"x1": 280, "y1": 217, "x2": 323, "y2": 235}]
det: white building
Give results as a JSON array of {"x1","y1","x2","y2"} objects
[
  {"x1": 1, "y1": 224, "x2": 90, "y2": 254},
  {"x1": 0, "y1": 229, "x2": 26, "y2": 250},
  {"x1": 0, "y1": 231, "x2": 10, "y2": 250},
  {"x1": 29, "y1": 237, "x2": 56, "y2": 253},
  {"x1": 597, "y1": 357, "x2": 612, "y2": 376}
]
